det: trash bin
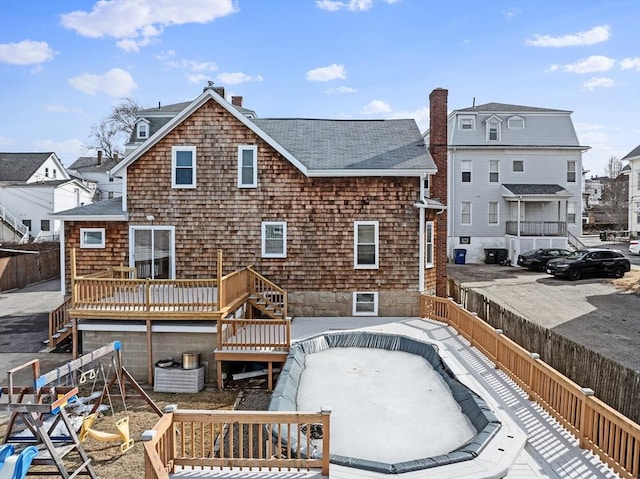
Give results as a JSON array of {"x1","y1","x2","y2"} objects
[
  {"x1": 599, "y1": 231, "x2": 607, "y2": 241},
  {"x1": 484, "y1": 248, "x2": 497, "y2": 264},
  {"x1": 454, "y1": 248, "x2": 467, "y2": 264},
  {"x1": 495, "y1": 248, "x2": 509, "y2": 265}
]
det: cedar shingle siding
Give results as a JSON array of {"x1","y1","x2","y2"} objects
[{"x1": 66, "y1": 98, "x2": 436, "y2": 315}]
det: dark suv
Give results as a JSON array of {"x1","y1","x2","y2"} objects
[{"x1": 545, "y1": 248, "x2": 630, "y2": 281}]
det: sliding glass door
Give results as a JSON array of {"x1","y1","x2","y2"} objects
[{"x1": 130, "y1": 226, "x2": 175, "y2": 279}]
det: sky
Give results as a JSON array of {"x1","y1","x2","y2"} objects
[{"x1": 1, "y1": 0, "x2": 638, "y2": 176}]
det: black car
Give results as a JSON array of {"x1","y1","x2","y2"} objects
[
  {"x1": 517, "y1": 248, "x2": 571, "y2": 272},
  {"x1": 545, "y1": 248, "x2": 631, "y2": 281}
]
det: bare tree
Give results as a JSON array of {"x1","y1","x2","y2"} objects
[
  {"x1": 85, "y1": 97, "x2": 143, "y2": 159},
  {"x1": 597, "y1": 156, "x2": 629, "y2": 230}
]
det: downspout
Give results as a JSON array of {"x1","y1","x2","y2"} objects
[
  {"x1": 448, "y1": 148, "x2": 455, "y2": 257},
  {"x1": 517, "y1": 196, "x2": 522, "y2": 237},
  {"x1": 418, "y1": 173, "x2": 426, "y2": 292},
  {"x1": 59, "y1": 222, "x2": 65, "y2": 295}
]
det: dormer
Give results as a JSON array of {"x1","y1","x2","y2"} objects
[
  {"x1": 484, "y1": 115, "x2": 502, "y2": 142},
  {"x1": 136, "y1": 119, "x2": 150, "y2": 140},
  {"x1": 507, "y1": 115, "x2": 525, "y2": 129},
  {"x1": 458, "y1": 115, "x2": 475, "y2": 131}
]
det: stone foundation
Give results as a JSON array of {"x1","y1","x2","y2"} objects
[{"x1": 288, "y1": 290, "x2": 421, "y2": 317}]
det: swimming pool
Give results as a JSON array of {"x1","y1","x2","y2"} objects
[{"x1": 268, "y1": 331, "x2": 502, "y2": 474}]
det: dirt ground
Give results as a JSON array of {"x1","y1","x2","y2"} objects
[
  {"x1": 0, "y1": 386, "x2": 271, "y2": 478},
  {"x1": 610, "y1": 268, "x2": 640, "y2": 293}
]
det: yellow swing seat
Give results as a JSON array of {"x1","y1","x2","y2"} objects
[{"x1": 79, "y1": 413, "x2": 134, "y2": 453}]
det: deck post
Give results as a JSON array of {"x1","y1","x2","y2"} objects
[
  {"x1": 321, "y1": 408, "x2": 331, "y2": 476},
  {"x1": 579, "y1": 388, "x2": 595, "y2": 448},
  {"x1": 217, "y1": 249, "x2": 223, "y2": 309},
  {"x1": 146, "y1": 319, "x2": 153, "y2": 385},
  {"x1": 72, "y1": 317, "x2": 78, "y2": 359}
]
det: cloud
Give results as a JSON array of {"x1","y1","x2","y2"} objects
[
  {"x1": 502, "y1": 8, "x2": 520, "y2": 18},
  {"x1": 387, "y1": 106, "x2": 430, "y2": 131},
  {"x1": 362, "y1": 100, "x2": 392, "y2": 114},
  {"x1": 60, "y1": 0, "x2": 238, "y2": 51},
  {"x1": 548, "y1": 55, "x2": 615, "y2": 74},
  {"x1": 306, "y1": 63, "x2": 346, "y2": 82},
  {"x1": 45, "y1": 105, "x2": 83, "y2": 114},
  {"x1": 621, "y1": 57, "x2": 640, "y2": 72},
  {"x1": 324, "y1": 86, "x2": 358, "y2": 94},
  {"x1": 582, "y1": 77, "x2": 614, "y2": 91},
  {"x1": 526, "y1": 24, "x2": 610, "y2": 47},
  {"x1": 68, "y1": 68, "x2": 137, "y2": 97},
  {"x1": 0, "y1": 136, "x2": 15, "y2": 146},
  {"x1": 31, "y1": 138, "x2": 87, "y2": 164},
  {"x1": 215, "y1": 72, "x2": 263, "y2": 84},
  {"x1": 316, "y1": 0, "x2": 373, "y2": 11},
  {"x1": 186, "y1": 73, "x2": 210, "y2": 84},
  {"x1": 0, "y1": 40, "x2": 57, "y2": 65}
]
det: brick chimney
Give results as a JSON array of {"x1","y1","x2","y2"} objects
[
  {"x1": 429, "y1": 88, "x2": 448, "y2": 298},
  {"x1": 97, "y1": 150, "x2": 103, "y2": 165},
  {"x1": 231, "y1": 96, "x2": 243, "y2": 107},
  {"x1": 203, "y1": 81, "x2": 225, "y2": 99}
]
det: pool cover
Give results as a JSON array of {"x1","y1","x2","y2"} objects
[{"x1": 267, "y1": 330, "x2": 502, "y2": 474}]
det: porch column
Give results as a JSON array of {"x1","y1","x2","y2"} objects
[{"x1": 517, "y1": 198, "x2": 522, "y2": 237}]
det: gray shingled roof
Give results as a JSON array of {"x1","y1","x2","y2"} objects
[
  {"x1": 69, "y1": 156, "x2": 120, "y2": 173},
  {"x1": 50, "y1": 197, "x2": 124, "y2": 217},
  {"x1": 253, "y1": 118, "x2": 434, "y2": 171},
  {"x1": 137, "y1": 101, "x2": 192, "y2": 114},
  {"x1": 622, "y1": 144, "x2": 640, "y2": 160},
  {"x1": 502, "y1": 184, "x2": 569, "y2": 195},
  {"x1": 457, "y1": 102, "x2": 570, "y2": 113},
  {"x1": 0, "y1": 152, "x2": 54, "y2": 182}
]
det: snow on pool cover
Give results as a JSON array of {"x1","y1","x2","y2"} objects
[{"x1": 267, "y1": 331, "x2": 502, "y2": 474}]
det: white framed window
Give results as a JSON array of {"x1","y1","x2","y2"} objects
[
  {"x1": 459, "y1": 117, "x2": 475, "y2": 130},
  {"x1": 425, "y1": 221, "x2": 434, "y2": 268},
  {"x1": 353, "y1": 292, "x2": 378, "y2": 316},
  {"x1": 489, "y1": 160, "x2": 499, "y2": 183},
  {"x1": 567, "y1": 202, "x2": 577, "y2": 224},
  {"x1": 261, "y1": 221, "x2": 287, "y2": 258},
  {"x1": 461, "y1": 160, "x2": 472, "y2": 183},
  {"x1": 488, "y1": 202, "x2": 499, "y2": 225},
  {"x1": 53, "y1": 169, "x2": 57, "y2": 179},
  {"x1": 238, "y1": 145, "x2": 257, "y2": 188},
  {"x1": 172, "y1": 146, "x2": 196, "y2": 188},
  {"x1": 567, "y1": 161, "x2": 577, "y2": 183},
  {"x1": 461, "y1": 202, "x2": 472, "y2": 225},
  {"x1": 137, "y1": 122, "x2": 149, "y2": 139},
  {"x1": 40, "y1": 220, "x2": 50, "y2": 232},
  {"x1": 508, "y1": 116, "x2": 524, "y2": 129},
  {"x1": 45, "y1": 168, "x2": 49, "y2": 177},
  {"x1": 636, "y1": 172, "x2": 640, "y2": 191},
  {"x1": 354, "y1": 221, "x2": 379, "y2": 269},
  {"x1": 513, "y1": 160, "x2": 524, "y2": 172},
  {"x1": 80, "y1": 228, "x2": 105, "y2": 248},
  {"x1": 487, "y1": 120, "x2": 501, "y2": 141}
]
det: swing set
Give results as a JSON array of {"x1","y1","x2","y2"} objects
[{"x1": 0, "y1": 341, "x2": 161, "y2": 478}]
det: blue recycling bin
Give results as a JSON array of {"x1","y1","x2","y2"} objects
[{"x1": 454, "y1": 248, "x2": 467, "y2": 264}]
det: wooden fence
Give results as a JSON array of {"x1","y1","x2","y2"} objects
[
  {"x1": 422, "y1": 294, "x2": 640, "y2": 479},
  {"x1": 143, "y1": 409, "x2": 331, "y2": 478},
  {"x1": 0, "y1": 248, "x2": 59, "y2": 291},
  {"x1": 447, "y1": 277, "x2": 640, "y2": 426}
]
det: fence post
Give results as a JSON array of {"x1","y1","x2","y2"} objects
[
  {"x1": 528, "y1": 353, "x2": 540, "y2": 400},
  {"x1": 321, "y1": 408, "x2": 331, "y2": 477},
  {"x1": 579, "y1": 387, "x2": 595, "y2": 449},
  {"x1": 494, "y1": 329, "x2": 503, "y2": 368}
]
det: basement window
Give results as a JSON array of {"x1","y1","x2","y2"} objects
[{"x1": 353, "y1": 292, "x2": 378, "y2": 316}]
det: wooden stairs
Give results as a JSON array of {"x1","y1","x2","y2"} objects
[{"x1": 47, "y1": 297, "x2": 72, "y2": 349}]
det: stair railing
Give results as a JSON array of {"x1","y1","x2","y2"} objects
[{"x1": 1, "y1": 205, "x2": 29, "y2": 243}]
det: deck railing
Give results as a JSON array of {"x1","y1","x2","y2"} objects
[
  {"x1": 48, "y1": 296, "x2": 72, "y2": 348},
  {"x1": 505, "y1": 220, "x2": 567, "y2": 236},
  {"x1": 249, "y1": 266, "x2": 287, "y2": 319},
  {"x1": 143, "y1": 409, "x2": 331, "y2": 478},
  {"x1": 421, "y1": 294, "x2": 640, "y2": 479},
  {"x1": 217, "y1": 318, "x2": 291, "y2": 351}
]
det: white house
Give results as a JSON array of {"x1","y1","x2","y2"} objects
[
  {"x1": 622, "y1": 144, "x2": 640, "y2": 236},
  {"x1": 426, "y1": 102, "x2": 589, "y2": 264},
  {"x1": 0, "y1": 152, "x2": 94, "y2": 242},
  {"x1": 68, "y1": 151, "x2": 123, "y2": 201}
]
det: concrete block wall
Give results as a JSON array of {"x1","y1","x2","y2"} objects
[
  {"x1": 289, "y1": 290, "x2": 421, "y2": 317},
  {"x1": 81, "y1": 330, "x2": 217, "y2": 385}
]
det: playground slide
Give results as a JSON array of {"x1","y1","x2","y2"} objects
[
  {"x1": 0, "y1": 446, "x2": 38, "y2": 479},
  {"x1": 0, "y1": 445, "x2": 14, "y2": 468}
]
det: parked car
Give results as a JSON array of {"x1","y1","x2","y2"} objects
[
  {"x1": 517, "y1": 248, "x2": 571, "y2": 272},
  {"x1": 546, "y1": 248, "x2": 631, "y2": 281},
  {"x1": 630, "y1": 240, "x2": 640, "y2": 255}
]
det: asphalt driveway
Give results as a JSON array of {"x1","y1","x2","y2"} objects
[{"x1": 447, "y1": 262, "x2": 640, "y2": 373}]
